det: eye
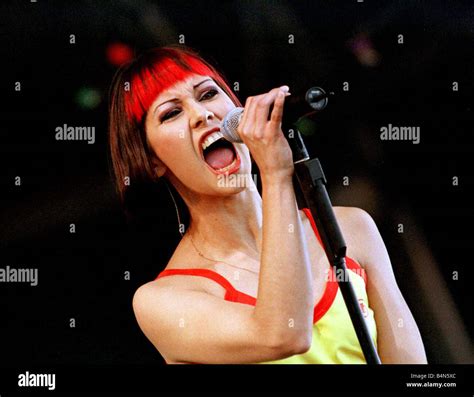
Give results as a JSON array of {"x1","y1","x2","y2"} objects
[
  {"x1": 160, "y1": 108, "x2": 181, "y2": 122},
  {"x1": 200, "y1": 89, "x2": 218, "y2": 100},
  {"x1": 159, "y1": 89, "x2": 218, "y2": 123}
]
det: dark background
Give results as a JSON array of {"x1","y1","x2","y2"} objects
[{"x1": 0, "y1": 0, "x2": 473, "y2": 368}]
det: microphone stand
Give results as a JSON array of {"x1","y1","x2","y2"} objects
[{"x1": 285, "y1": 113, "x2": 381, "y2": 365}]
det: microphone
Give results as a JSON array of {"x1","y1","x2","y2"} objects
[
  {"x1": 221, "y1": 87, "x2": 331, "y2": 163},
  {"x1": 221, "y1": 87, "x2": 330, "y2": 144},
  {"x1": 220, "y1": 107, "x2": 244, "y2": 143}
]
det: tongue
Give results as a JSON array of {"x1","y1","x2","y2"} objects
[{"x1": 204, "y1": 147, "x2": 235, "y2": 170}]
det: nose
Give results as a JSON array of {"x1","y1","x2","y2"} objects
[{"x1": 190, "y1": 105, "x2": 215, "y2": 130}]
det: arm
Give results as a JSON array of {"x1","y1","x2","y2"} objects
[
  {"x1": 133, "y1": 281, "x2": 308, "y2": 364},
  {"x1": 347, "y1": 207, "x2": 428, "y2": 364},
  {"x1": 255, "y1": 174, "x2": 314, "y2": 347},
  {"x1": 239, "y1": 86, "x2": 314, "y2": 350}
]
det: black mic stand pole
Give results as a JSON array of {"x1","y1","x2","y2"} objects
[{"x1": 284, "y1": 91, "x2": 381, "y2": 365}]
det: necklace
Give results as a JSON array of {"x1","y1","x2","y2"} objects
[
  {"x1": 187, "y1": 232, "x2": 260, "y2": 275},
  {"x1": 165, "y1": 179, "x2": 260, "y2": 275}
]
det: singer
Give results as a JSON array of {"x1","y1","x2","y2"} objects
[{"x1": 108, "y1": 46, "x2": 427, "y2": 364}]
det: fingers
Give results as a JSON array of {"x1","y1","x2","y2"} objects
[
  {"x1": 254, "y1": 86, "x2": 289, "y2": 127},
  {"x1": 238, "y1": 85, "x2": 290, "y2": 141},
  {"x1": 246, "y1": 95, "x2": 261, "y2": 138},
  {"x1": 237, "y1": 96, "x2": 252, "y2": 138},
  {"x1": 269, "y1": 90, "x2": 286, "y2": 126}
]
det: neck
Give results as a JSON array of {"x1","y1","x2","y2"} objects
[{"x1": 172, "y1": 177, "x2": 263, "y2": 259}]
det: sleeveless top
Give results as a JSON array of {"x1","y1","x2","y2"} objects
[{"x1": 156, "y1": 208, "x2": 378, "y2": 364}]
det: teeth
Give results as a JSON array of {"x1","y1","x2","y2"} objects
[{"x1": 202, "y1": 131, "x2": 224, "y2": 151}]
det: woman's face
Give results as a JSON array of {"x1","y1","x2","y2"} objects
[{"x1": 145, "y1": 74, "x2": 252, "y2": 196}]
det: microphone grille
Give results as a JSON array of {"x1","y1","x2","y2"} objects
[{"x1": 221, "y1": 107, "x2": 244, "y2": 143}]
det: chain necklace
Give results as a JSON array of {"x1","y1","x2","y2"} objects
[
  {"x1": 165, "y1": 179, "x2": 260, "y2": 275},
  {"x1": 187, "y1": 232, "x2": 260, "y2": 275}
]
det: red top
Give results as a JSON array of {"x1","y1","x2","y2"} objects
[{"x1": 156, "y1": 208, "x2": 366, "y2": 324}]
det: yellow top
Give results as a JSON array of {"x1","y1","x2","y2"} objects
[
  {"x1": 156, "y1": 208, "x2": 378, "y2": 364},
  {"x1": 262, "y1": 263, "x2": 378, "y2": 364}
]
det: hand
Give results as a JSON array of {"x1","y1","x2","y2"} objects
[{"x1": 237, "y1": 86, "x2": 294, "y2": 181}]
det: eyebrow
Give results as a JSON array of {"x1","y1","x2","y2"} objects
[{"x1": 153, "y1": 78, "x2": 213, "y2": 115}]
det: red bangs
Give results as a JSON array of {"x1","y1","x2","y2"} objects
[{"x1": 125, "y1": 54, "x2": 217, "y2": 123}]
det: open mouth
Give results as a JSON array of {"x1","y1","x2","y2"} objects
[{"x1": 201, "y1": 133, "x2": 240, "y2": 174}]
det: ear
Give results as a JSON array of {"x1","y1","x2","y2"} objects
[{"x1": 151, "y1": 157, "x2": 167, "y2": 178}]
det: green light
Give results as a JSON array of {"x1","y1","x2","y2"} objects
[
  {"x1": 294, "y1": 117, "x2": 317, "y2": 136},
  {"x1": 75, "y1": 87, "x2": 102, "y2": 109}
]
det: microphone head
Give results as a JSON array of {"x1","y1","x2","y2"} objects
[
  {"x1": 221, "y1": 107, "x2": 244, "y2": 143},
  {"x1": 305, "y1": 87, "x2": 329, "y2": 111}
]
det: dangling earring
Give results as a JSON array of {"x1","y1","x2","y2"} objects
[{"x1": 164, "y1": 180, "x2": 185, "y2": 238}]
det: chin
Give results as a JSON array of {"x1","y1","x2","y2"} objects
[{"x1": 213, "y1": 170, "x2": 258, "y2": 195}]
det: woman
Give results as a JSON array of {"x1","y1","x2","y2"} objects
[{"x1": 108, "y1": 45, "x2": 427, "y2": 364}]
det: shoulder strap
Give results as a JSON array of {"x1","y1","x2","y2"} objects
[
  {"x1": 302, "y1": 207, "x2": 324, "y2": 246},
  {"x1": 156, "y1": 268, "x2": 257, "y2": 305},
  {"x1": 156, "y1": 268, "x2": 238, "y2": 301}
]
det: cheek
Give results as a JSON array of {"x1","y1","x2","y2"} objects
[
  {"x1": 218, "y1": 97, "x2": 236, "y2": 116},
  {"x1": 149, "y1": 129, "x2": 190, "y2": 166},
  {"x1": 211, "y1": 89, "x2": 236, "y2": 117}
]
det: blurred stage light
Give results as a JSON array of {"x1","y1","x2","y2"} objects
[
  {"x1": 106, "y1": 42, "x2": 134, "y2": 66},
  {"x1": 348, "y1": 33, "x2": 380, "y2": 67},
  {"x1": 294, "y1": 116, "x2": 317, "y2": 136},
  {"x1": 75, "y1": 87, "x2": 102, "y2": 109}
]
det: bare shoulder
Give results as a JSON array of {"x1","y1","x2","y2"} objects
[
  {"x1": 133, "y1": 239, "x2": 204, "y2": 314},
  {"x1": 133, "y1": 242, "x2": 228, "y2": 319},
  {"x1": 132, "y1": 278, "x2": 172, "y2": 318},
  {"x1": 131, "y1": 280, "x2": 171, "y2": 355},
  {"x1": 299, "y1": 206, "x2": 372, "y2": 226},
  {"x1": 331, "y1": 206, "x2": 378, "y2": 269},
  {"x1": 133, "y1": 269, "x2": 226, "y2": 314},
  {"x1": 333, "y1": 206, "x2": 374, "y2": 228},
  {"x1": 131, "y1": 274, "x2": 212, "y2": 341}
]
